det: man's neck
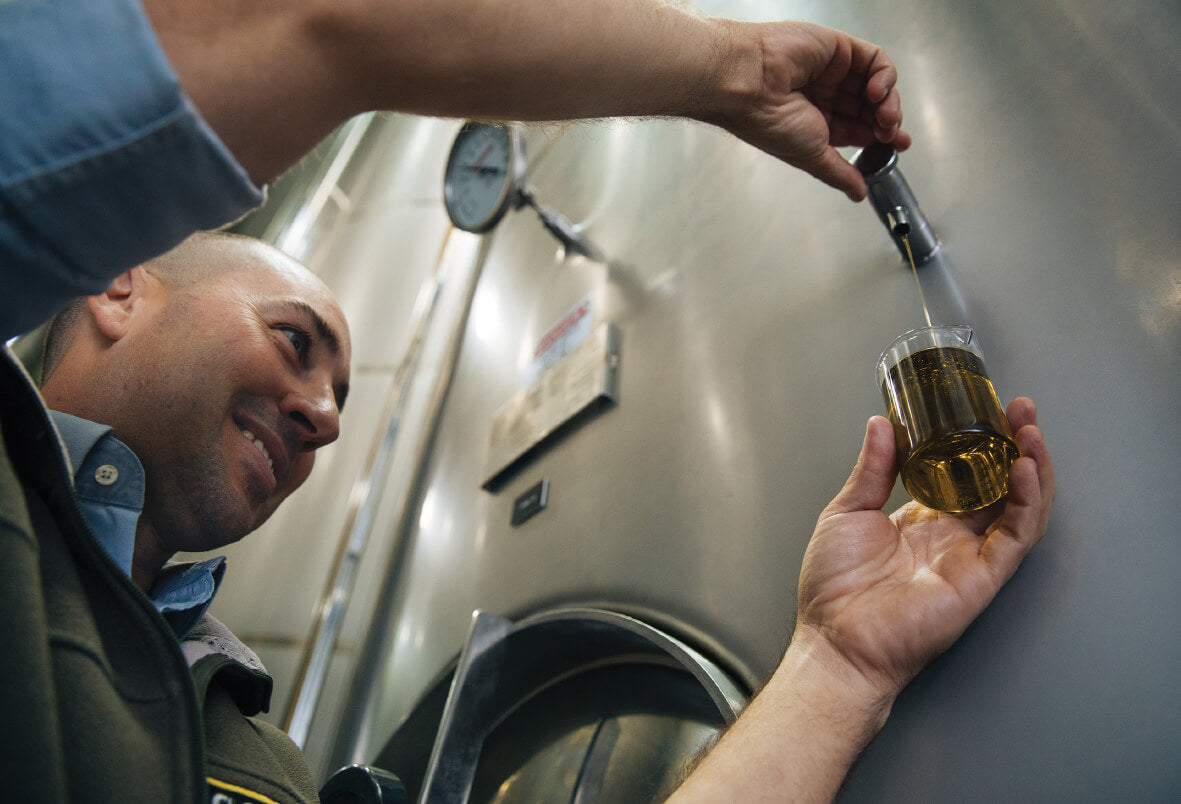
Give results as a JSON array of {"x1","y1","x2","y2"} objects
[{"x1": 132, "y1": 518, "x2": 173, "y2": 592}]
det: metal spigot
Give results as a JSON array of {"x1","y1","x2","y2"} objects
[
  {"x1": 516, "y1": 187, "x2": 603, "y2": 262},
  {"x1": 852, "y1": 143, "x2": 939, "y2": 264}
]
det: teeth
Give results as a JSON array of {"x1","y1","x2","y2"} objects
[{"x1": 241, "y1": 429, "x2": 274, "y2": 472}]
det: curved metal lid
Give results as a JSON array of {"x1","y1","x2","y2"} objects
[{"x1": 411, "y1": 608, "x2": 747, "y2": 802}]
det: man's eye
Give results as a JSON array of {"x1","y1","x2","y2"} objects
[{"x1": 280, "y1": 326, "x2": 309, "y2": 355}]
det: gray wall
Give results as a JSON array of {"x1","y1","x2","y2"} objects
[{"x1": 205, "y1": 1, "x2": 1181, "y2": 799}]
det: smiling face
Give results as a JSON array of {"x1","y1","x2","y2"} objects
[{"x1": 98, "y1": 239, "x2": 352, "y2": 556}]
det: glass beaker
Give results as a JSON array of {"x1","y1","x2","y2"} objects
[{"x1": 877, "y1": 325, "x2": 1019, "y2": 512}]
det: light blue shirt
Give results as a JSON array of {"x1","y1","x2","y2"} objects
[
  {"x1": 0, "y1": 0, "x2": 264, "y2": 340},
  {"x1": 50, "y1": 411, "x2": 225, "y2": 638}
]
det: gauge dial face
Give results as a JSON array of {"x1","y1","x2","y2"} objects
[{"x1": 443, "y1": 123, "x2": 519, "y2": 233}]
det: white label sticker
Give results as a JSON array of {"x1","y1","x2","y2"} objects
[{"x1": 526, "y1": 295, "x2": 593, "y2": 385}]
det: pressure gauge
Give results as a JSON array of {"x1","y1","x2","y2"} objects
[
  {"x1": 443, "y1": 122, "x2": 525, "y2": 233},
  {"x1": 442, "y1": 122, "x2": 602, "y2": 260}
]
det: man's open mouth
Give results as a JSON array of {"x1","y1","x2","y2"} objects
[{"x1": 241, "y1": 428, "x2": 274, "y2": 475}]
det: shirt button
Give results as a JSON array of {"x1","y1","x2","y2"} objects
[{"x1": 95, "y1": 465, "x2": 119, "y2": 486}]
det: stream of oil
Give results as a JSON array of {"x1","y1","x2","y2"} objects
[{"x1": 902, "y1": 233, "x2": 933, "y2": 327}]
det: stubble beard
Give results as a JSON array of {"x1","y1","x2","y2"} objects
[{"x1": 145, "y1": 437, "x2": 272, "y2": 555}]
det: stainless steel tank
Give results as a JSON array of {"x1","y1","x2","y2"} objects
[{"x1": 206, "y1": 1, "x2": 1181, "y2": 800}]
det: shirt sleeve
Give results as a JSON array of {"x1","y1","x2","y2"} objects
[{"x1": 0, "y1": 0, "x2": 265, "y2": 340}]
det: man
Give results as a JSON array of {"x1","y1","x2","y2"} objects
[
  {"x1": 40, "y1": 234, "x2": 351, "y2": 586},
  {"x1": 2, "y1": 232, "x2": 350, "y2": 802}
]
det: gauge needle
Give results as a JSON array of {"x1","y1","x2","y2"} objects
[
  {"x1": 462, "y1": 143, "x2": 500, "y2": 177},
  {"x1": 473, "y1": 143, "x2": 494, "y2": 166},
  {"x1": 462, "y1": 165, "x2": 503, "y2": 176}
]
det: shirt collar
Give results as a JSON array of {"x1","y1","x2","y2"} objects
[
  {"x1": 49, "y1": 410, "x2": 113, "y2": 478},
  {"x1": 48, "y1": 410, "x2": 225, "y2": 637},
  {"x1": 50, "y1": 411, "x2": 143, "y2": 573},
  {"x1": 152, "y1": 557, "x2": 227, "y2": 637}
]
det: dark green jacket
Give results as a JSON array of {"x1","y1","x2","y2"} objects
[{"x1": 0, "y1": 349, "x2": 319, "y2": 803}]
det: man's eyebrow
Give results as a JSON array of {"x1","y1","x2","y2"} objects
[
  {"x1": 279, "y1": 299, "x2": 349, "y2": 410},
  {"x1": 282, "y1": 300, "x2": 342, "y2": 355}
]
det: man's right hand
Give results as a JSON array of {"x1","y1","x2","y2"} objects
[
  {"x1": 713, "y1": 20, "x2": 913, "y2": 202},
  {"x1": 794, "y1": 396, "x2": 1054, "y2": 703}
]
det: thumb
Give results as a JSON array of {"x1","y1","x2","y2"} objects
[
  {"x1": 802, "y1": 145, "x2": 868, "y2": 201},
  {"x1": 823, "y1": 416, "x2": 898, "y2": 516}
]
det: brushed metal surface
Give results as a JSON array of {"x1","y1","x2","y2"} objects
[{"x1": 211, "y1": 2, "x2": 1181, "y2": 799}]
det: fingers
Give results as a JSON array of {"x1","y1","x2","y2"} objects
[
  {"x1": 823, "y1": 416, "x2": 898, "y2": 516},
  {"x1": 825, "y1": 69, "x2": 904, "y2": 148},
  {"x1": 871, "y1": 87, "x2": 903, "y2": 144},
  {"x1": 977, "y1": 456, "x2": 1042, "y2": 580},
  {"x1": 1005, "y1": 396, "x2": 1037, "y2": 430},
  {"x1": 1005, "y1": 396, "x2": 1054, "y2": 530},
  {"x1": 1015, "y1": 417, "x2": 1055, "y2": 535},
  {"x1": 859, "y1": 44, "x2": 898, "y2": 104},
  {"x1": 852, "y1": 36, "x2": 905, "y2": 143},
  {"x1": 825, "y1": 42, "x2": 907, "y2": 198},
  {"x1": 979, "y1": 398, "x2": 1054, "y2": 577}
]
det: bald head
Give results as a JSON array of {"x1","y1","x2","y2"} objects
[
  {"x1": 43, "y1": 232, "x2": 314, "y2": 382},
  {"x1": 141, "y1": 230, "x2": 281, "y2": 287}
]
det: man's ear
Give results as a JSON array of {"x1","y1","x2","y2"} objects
[{"x1": 86, "y1": 267, "x2": 158, "y2": 341}]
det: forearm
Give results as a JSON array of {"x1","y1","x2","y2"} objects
[
  {"x1": 141, "y1": 0, "x2": 762, "y2": 183},
  {"x1": 669, "y1": 627, "x2": 894, "y2": 803},
  {"x1": 334, "y1": 0, "x2": 759, "y2": 121}
]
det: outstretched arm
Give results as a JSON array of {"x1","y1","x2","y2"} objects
[
  {"x1": 140, "y1": 0, "x2": 907, "y2": 198},
  {"x1": 669, "y1": 398, "x2": 1054, "y2": 802}
]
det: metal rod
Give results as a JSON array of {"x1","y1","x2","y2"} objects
[{"x1": 282, "y1": 234, "x2": 452, "y2": 747}]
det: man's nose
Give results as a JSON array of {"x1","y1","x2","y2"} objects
[{"x1": 282, "y1": 378, "x2": 341, "y2": 450}]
